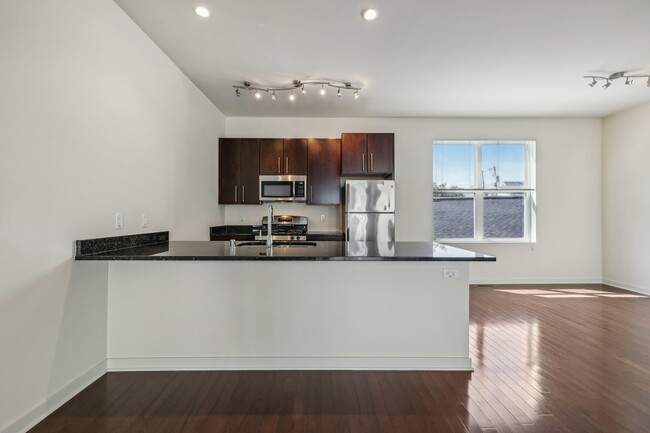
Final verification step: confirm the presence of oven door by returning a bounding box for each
[259,175,306,202]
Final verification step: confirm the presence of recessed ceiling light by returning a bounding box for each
[195,6,210,18]
[362,8,378,21]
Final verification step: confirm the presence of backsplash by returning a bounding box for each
[224,204,342,231]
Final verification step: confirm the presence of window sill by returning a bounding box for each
[435,238,536,244]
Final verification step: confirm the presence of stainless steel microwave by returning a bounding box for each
[259,175,307,202]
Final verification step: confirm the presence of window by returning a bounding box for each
[433,140,536,242]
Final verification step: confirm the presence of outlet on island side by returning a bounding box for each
[320,214,326,222]
[443,269,459,279]
[115,213,124,229]
[141,214,149,228]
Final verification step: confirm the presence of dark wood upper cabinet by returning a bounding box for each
[341,133,394,177]
[260,139,307,175]
[259,139,284,175]
[308,139,342,205]
[218,138,240,204]
[341,133,367,175]
[239,139,260,204]
[218,138,259,204]
[367,133,394,175]
[283,139,308,175]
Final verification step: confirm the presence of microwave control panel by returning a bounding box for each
[295,181,305,198]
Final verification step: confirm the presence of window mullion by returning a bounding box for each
[474,142,483,240]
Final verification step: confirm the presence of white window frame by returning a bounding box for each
[433,140,536,243]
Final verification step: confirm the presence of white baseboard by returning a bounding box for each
[470,277,603,285]
[602,278,650,296]
[2,359,107,433]
[108,356,473,372]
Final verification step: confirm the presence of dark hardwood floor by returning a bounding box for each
[29,284,650,433]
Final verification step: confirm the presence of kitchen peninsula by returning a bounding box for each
[76,232,494,371]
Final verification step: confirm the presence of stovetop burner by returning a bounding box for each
[258,215,308,240]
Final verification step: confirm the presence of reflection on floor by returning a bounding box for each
[496,287,648,298]
[28,284,650,433]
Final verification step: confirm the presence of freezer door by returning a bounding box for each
[346,213,395,242]
[345,180,395,213]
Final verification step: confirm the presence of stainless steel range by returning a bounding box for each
[255,215,308,241]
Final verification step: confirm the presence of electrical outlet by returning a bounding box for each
[320,214,326,222]
[240,215,245,222]
[115,213,124,229]
[443,269,459,279]
[141,214,149,228]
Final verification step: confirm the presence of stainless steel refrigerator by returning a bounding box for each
[344,180,395,241]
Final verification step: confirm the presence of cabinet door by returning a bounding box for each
[259,139,284,175]
[239,139,260,204]
[308,139,341,205]
[218,138,240,204]
[367,133,394,176]
[283,139,308,175]
[341,133,367,175]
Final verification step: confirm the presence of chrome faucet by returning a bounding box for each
[266,205,273,249]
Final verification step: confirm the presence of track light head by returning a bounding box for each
[625,77,634,85]
[235,89,241,97]
[602,81,612,89]
[589,79,597,87]
[647,77,650,87]
[301,85,306,95]
[255,90,261,99]
[271,91,276,101]
[320,85,326,96]
[337,89,342,97]
[289,91,295,101]
[354,90,359,99]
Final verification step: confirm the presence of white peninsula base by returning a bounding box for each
[107,260,471,371]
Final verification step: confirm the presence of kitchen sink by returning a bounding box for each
[236,241,318,248]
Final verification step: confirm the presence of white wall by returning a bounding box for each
[602,101,650,294]
[226,117,603,283]
[0,0,224,431]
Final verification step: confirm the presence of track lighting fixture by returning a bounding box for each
[233,79,361,101]
[584,70,650,90]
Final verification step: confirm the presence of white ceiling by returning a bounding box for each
[114,0,650,118]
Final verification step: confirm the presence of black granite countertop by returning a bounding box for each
[75,240,495,262]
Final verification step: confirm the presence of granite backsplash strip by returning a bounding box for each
[75,231,169,256]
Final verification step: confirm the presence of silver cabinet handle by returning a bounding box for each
[234,185,238,203]
[242,185,245,203]
[310,185,313,203]
[371,153,374,172]
[362,153,365,172]
[285,157,289,174]
[277,157,281,174]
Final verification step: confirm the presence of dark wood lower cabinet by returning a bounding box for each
[308,138,341,205]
